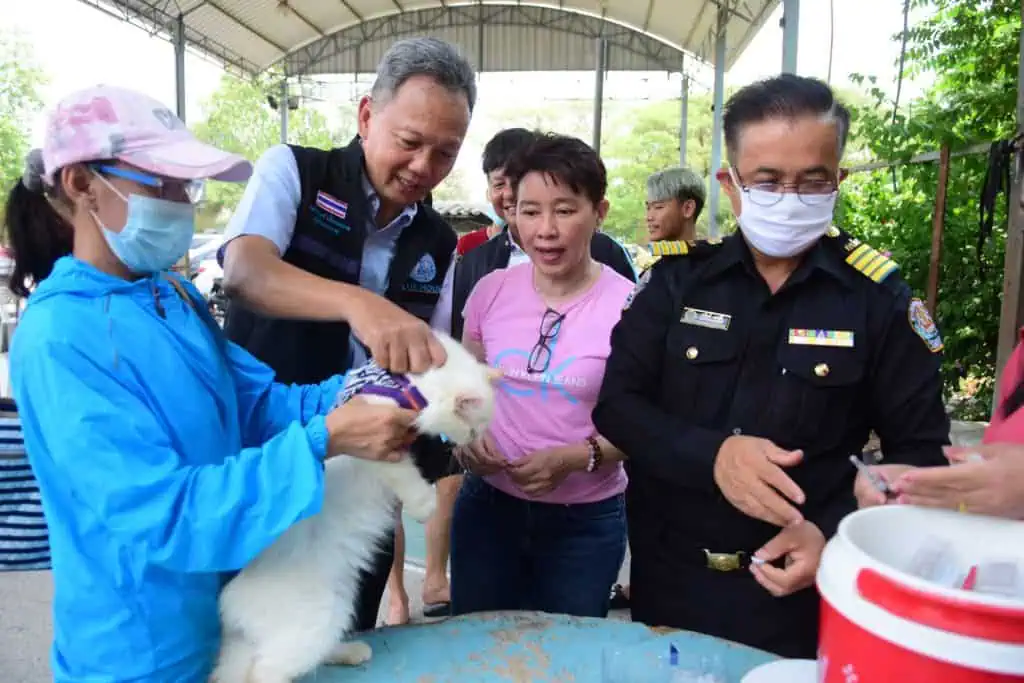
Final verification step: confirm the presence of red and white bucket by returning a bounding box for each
[816,505,1024,682]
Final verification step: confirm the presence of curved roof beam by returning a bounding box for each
[280,5,690,77]
[75,1,779,78]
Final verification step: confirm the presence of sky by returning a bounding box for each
[3,0,934,196]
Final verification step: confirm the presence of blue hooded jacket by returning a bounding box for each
[10,257,344,683]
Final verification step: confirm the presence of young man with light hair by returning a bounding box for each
[644,166,706,243]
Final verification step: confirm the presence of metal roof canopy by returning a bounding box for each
[80,1,779,77]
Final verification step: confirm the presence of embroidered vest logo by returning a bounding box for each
[411,254,438,284]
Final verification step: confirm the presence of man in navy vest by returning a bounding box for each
[219,37,475,632]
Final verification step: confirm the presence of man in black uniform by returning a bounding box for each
[592,74,949,658]
[220,37,475,631]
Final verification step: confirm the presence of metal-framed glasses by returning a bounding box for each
[734,173,837,208]
[527,308,565,375]
[91,164,205,204]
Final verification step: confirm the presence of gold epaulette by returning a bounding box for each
[827,226,899,283]
[648,240,689,257]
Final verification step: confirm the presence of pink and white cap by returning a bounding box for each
[40,84,252,186]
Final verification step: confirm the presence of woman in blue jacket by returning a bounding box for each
[5,85,418,683]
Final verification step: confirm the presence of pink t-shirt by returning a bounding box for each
[463,263,633,504]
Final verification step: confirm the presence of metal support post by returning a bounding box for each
[279,78,289,145]
[680,55,689,166]
[994,4,1024,408]
[593,37,607,155]
[174,14,186,122]
[708,8,727,237]
[782,0,800,74]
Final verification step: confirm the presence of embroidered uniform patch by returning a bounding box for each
[316,191,348,220]
[411,254,438,284]
[908,298,943,353]
[788,329,855,348]
[623,269,652,311]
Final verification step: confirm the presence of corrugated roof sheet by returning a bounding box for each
[78,1,779,77]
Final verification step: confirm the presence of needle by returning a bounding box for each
[849,454,895,497]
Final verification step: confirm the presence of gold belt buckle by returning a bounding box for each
[704,549,745,572]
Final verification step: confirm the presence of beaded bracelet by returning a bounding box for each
[585,435,603,473]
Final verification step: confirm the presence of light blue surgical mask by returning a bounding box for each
[483,203,507,229]
[92,173,196,274]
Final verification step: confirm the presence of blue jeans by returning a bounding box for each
[450,475,627,618]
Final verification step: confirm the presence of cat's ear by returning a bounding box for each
[455,395,484,418]
[486,367,504,384]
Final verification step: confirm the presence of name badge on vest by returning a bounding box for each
[788,329,855,348]
[681,307,731,331]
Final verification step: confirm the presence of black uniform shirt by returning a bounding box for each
[593,229,950,551]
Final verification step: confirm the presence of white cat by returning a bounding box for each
[212,332,498,683]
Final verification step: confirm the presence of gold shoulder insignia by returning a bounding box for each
[648,240,689,257]
[828,226,898,283]
[845,241,899,283]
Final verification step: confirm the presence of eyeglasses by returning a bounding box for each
[91,164,205,204]
[527,308,565,375]
[733,172,837,208]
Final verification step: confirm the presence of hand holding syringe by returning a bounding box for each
[850,454,898,500]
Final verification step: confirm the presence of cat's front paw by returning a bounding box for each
[326,640,373,667]
[405,490,437,523]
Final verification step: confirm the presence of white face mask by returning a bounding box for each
[730,168,837,258]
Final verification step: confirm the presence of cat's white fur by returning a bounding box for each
[212,333,497,683]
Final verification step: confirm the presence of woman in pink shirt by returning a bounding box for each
[449,134,633,617]
[856,332,1024,520]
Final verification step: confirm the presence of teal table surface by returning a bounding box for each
[301,611,779,682]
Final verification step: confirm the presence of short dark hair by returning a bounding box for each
[503,133,607,207]
[723,74,850,162]
[482,128,539,175]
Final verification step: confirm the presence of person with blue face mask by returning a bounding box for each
[593,74,950,659]
[3,85,420,683]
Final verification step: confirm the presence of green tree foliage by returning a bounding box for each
[0,29,46,194]
[431,166,474,204]
[192,74,346,226]
[601,96,715,244]
[838,0,1021,418]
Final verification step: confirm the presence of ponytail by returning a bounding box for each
[4,167,73,299]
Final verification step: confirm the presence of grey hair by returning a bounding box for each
[646,167,707,208]
[22,148,45,194]
[371,37,477,112]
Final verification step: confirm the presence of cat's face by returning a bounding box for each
[410,334,500,446]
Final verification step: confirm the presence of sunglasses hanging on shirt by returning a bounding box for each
[527,308,565,374]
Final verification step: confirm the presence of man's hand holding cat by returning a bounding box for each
[325,396,418,461]
[454,432,506,476]
[346,290,447,374]
[508,445,588,497]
